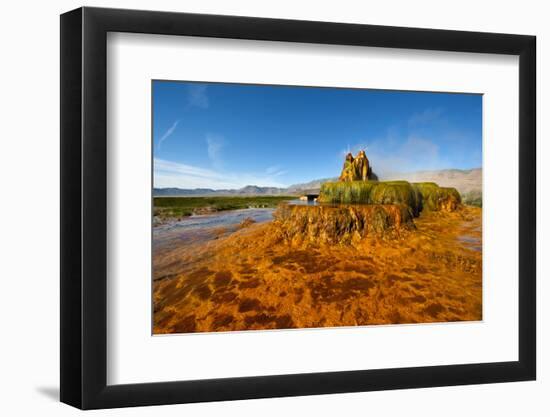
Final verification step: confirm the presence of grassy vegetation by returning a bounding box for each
[153,196,295,219]
[318,180,462,215]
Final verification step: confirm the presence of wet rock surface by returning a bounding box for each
[153,151,478,334]
[339,150,376,181]
[273,203,415,245]
[153,206,482,334]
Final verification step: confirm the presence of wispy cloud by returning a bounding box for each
[339,108,455,177]
[157,120,180,150]
[345,135,446,177]
[408,107,444,127]
[206,134,224,169]
[154,158,288,190]
[187,84,209,109]
[265,165,287,177]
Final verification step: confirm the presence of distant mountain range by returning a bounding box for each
[153,185,292,197]
[153,168,481,197]
[286,178,337,193]
[381,168,482,195]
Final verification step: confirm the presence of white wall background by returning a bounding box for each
[0,0,546,415]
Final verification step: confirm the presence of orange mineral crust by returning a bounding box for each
[153,206,482,334]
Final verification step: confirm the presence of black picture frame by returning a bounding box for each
[60,6,536,410]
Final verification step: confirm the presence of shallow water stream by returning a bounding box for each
[153,208,275,249]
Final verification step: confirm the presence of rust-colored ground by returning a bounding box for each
[153,206,482,334]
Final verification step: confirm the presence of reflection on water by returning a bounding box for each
[154,208,275,249]
[287,199,319,206]
[457,235,482,252]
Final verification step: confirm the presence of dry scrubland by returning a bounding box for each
[153,179,481,333]
[153,195,293,221]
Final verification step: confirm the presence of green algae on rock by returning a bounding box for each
[412,182,462,212]
[318,181,421,213]
[318,180,461,214]
[320,150,462,214]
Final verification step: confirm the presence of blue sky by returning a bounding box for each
[153,81,482,189]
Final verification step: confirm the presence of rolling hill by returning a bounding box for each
[153,168,482,201]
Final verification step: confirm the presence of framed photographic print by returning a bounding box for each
[60,7,536,409]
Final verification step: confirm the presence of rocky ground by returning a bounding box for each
[153,205,482,334]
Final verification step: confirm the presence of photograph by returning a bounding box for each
[152,81,483,334]
[1,0,541,413]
